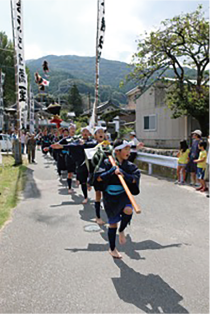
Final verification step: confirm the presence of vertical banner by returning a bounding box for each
[29,88,35,134]
[97,0,105,61]
[13,0,28,129]
[0,70,5,131]
[93,0,105,126]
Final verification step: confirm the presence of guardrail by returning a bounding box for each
[137,152,178,175]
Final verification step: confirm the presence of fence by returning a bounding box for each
[137,152,178,175]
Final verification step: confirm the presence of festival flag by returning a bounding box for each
[12,0,28,129]
[97,0,106,60]
[42,78,50,87]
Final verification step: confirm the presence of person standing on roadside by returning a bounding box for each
[128,132,144,163]
[27,134,36,164]
[20,130,26,154]
[187,130,202,186]
[205,135,210,198]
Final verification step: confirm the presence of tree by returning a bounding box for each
[126,6,209,135]
[0,31,15,106]
[68,83,83,117]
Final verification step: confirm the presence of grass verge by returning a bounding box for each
[0,155,27,229]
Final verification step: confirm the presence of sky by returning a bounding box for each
[0,0,209,63]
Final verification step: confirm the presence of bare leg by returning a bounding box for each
[119,206,133,245]
[95,191,105,225]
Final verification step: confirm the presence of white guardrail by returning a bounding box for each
[137,152,178,175]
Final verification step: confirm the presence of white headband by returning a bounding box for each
[81,127,90,132]
[114,140,131,151]
[94,126,105,134]
[69,124,76,130]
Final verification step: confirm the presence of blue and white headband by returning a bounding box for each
[114,140,131,151]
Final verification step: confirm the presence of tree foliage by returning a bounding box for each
[68,84,83,117]
[127,5,209,135]
[0,31,15,106]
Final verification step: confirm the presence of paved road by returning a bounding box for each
[0,150,209,313]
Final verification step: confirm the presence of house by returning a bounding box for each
[127,81,200,148]
[81,99,120,117]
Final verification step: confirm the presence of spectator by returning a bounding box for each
[187,130,202,186]
[128,132,144,163]
[27,134,36,164]
[175,140,190,184]
[206,135,210,198]
[20,130,26,154]
[194,141,207,192]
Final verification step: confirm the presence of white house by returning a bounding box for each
[127,81,200,148]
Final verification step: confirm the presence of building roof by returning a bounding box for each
[82,99,119,116]
[126,86,141,96]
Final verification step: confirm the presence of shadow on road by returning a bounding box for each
[23,168,41,199]
[65,228,182,261]
[112,259,189,313]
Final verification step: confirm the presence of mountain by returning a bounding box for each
[26,55,137,105]
[26,55,197,106]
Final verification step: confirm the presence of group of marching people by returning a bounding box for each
[37,124,143,259]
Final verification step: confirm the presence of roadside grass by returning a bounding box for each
[0,155,27,229]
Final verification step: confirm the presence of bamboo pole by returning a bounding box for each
[108,155,141,214]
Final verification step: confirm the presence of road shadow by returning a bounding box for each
[23,168,41,199]
[65,228,182,261]
[111,259,189,313]
[31,212,73,227]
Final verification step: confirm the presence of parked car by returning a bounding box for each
[0,134,13,151]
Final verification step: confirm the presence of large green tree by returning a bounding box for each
[0,31,15,106]
[68,83,83,116]
[127,6,209,135]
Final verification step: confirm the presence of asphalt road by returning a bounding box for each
[0,150,209,313]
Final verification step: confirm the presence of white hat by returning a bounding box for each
[191,130,202,137]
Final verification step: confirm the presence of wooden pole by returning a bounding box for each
[108,155,141,214]
[95,0,100,124]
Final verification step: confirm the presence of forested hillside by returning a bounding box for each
[27,55,136,105]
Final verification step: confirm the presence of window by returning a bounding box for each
[144,115,156,131]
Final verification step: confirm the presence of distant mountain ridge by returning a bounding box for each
[26,55,197,105]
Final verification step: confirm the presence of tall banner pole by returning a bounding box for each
[0,69,5,131]
[94,0,100,124]
[11,0,28,164]
[10,0,20,134]
[93,0,105,127]
[12,0,28,131]
[29,86,35,134]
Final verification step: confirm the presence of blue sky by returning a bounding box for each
[0,0,209,63]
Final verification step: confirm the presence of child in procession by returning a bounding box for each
[95,139,141,259]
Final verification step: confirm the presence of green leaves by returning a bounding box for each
[126,5,209,135]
